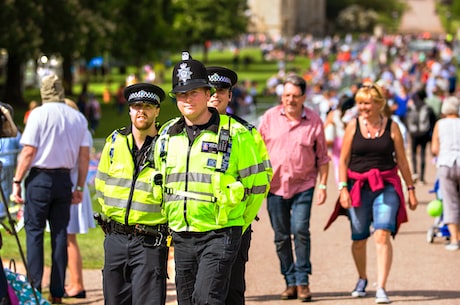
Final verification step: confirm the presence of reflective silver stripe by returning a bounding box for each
[165,188,216,202]
[104,196,162,213]
[104,177,152,192]
[239,163,266,178]
[245,185,267,195]
[95,189,104,198]
[135,180,153,192]
[165,172,186,183]
[106,177,132,188]
[166,172,212,184]
[96,171,109,181]
[263,159,272,169]
[164,193,215,203]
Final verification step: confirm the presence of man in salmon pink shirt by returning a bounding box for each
[258,74,330,302]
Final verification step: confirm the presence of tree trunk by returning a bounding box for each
[62,55,73,96]
[203,41,210,63]
[3,52,25,108]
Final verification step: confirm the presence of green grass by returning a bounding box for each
[2,46,303,269]
[1,188,105,269]
[15,47,307,138]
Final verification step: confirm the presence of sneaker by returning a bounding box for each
[445,243,459,251]
[351,278,367,297]
[375,288,390,304]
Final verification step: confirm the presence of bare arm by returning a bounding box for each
[338,119,355,208]
[391,121,418,210]
[431,122,440,157]
[72,146,90,204]
[315,162,329,205]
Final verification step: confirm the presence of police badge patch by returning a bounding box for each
[177,63,193,83]
[202,141,218,154]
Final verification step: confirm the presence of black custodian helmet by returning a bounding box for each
[171,51,212,93]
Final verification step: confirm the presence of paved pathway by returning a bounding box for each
[61,148,460,305]
[398,0,445,35]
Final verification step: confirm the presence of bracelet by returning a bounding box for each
[318,184,327,190]
[407,185,415,191]
[13,178,21,184]
[76,186,84,192]
[338,181,348,190]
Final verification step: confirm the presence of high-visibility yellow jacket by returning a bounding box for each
[155,110,269,232]
[229,114,273,183]
[95,127,166,226]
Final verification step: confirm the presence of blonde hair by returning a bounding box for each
[355,83,386,113]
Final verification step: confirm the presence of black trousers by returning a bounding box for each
[103,232,168,305]
[25,170,72,296]
[226,226,252,305]
[410,133,431,182]
[173,226,242,305]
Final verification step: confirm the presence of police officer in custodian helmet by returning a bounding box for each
[155,51,270,305]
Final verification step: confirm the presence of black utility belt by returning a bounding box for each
[109,221,167,237]
[175,226,234,238]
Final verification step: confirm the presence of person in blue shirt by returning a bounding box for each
[0,126,22,219]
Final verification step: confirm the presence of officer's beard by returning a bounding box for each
[133,119,154,131]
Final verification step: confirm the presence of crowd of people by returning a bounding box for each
[2,30,460,305]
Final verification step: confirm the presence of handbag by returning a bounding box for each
[4,260,50,305]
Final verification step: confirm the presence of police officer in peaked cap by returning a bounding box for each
[207,66,238,89]
[96,81,168,305]
[123,82,165,105]
[206,66,238,114]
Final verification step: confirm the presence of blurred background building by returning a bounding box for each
[247,0,326,38]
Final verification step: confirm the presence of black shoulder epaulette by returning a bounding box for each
[228,113,255,132]
[117,126,130,136]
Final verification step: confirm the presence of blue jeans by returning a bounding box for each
[347,184,399,240]
[267,189,314,286]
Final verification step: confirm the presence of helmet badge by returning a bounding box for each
[177,63,193,83]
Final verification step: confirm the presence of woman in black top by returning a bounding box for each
[338,83,418,304]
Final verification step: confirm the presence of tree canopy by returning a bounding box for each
[0,0,249,106]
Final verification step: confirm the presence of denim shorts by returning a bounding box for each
[347,183,400,240]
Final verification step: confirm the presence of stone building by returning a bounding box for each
[247,0,326,38]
